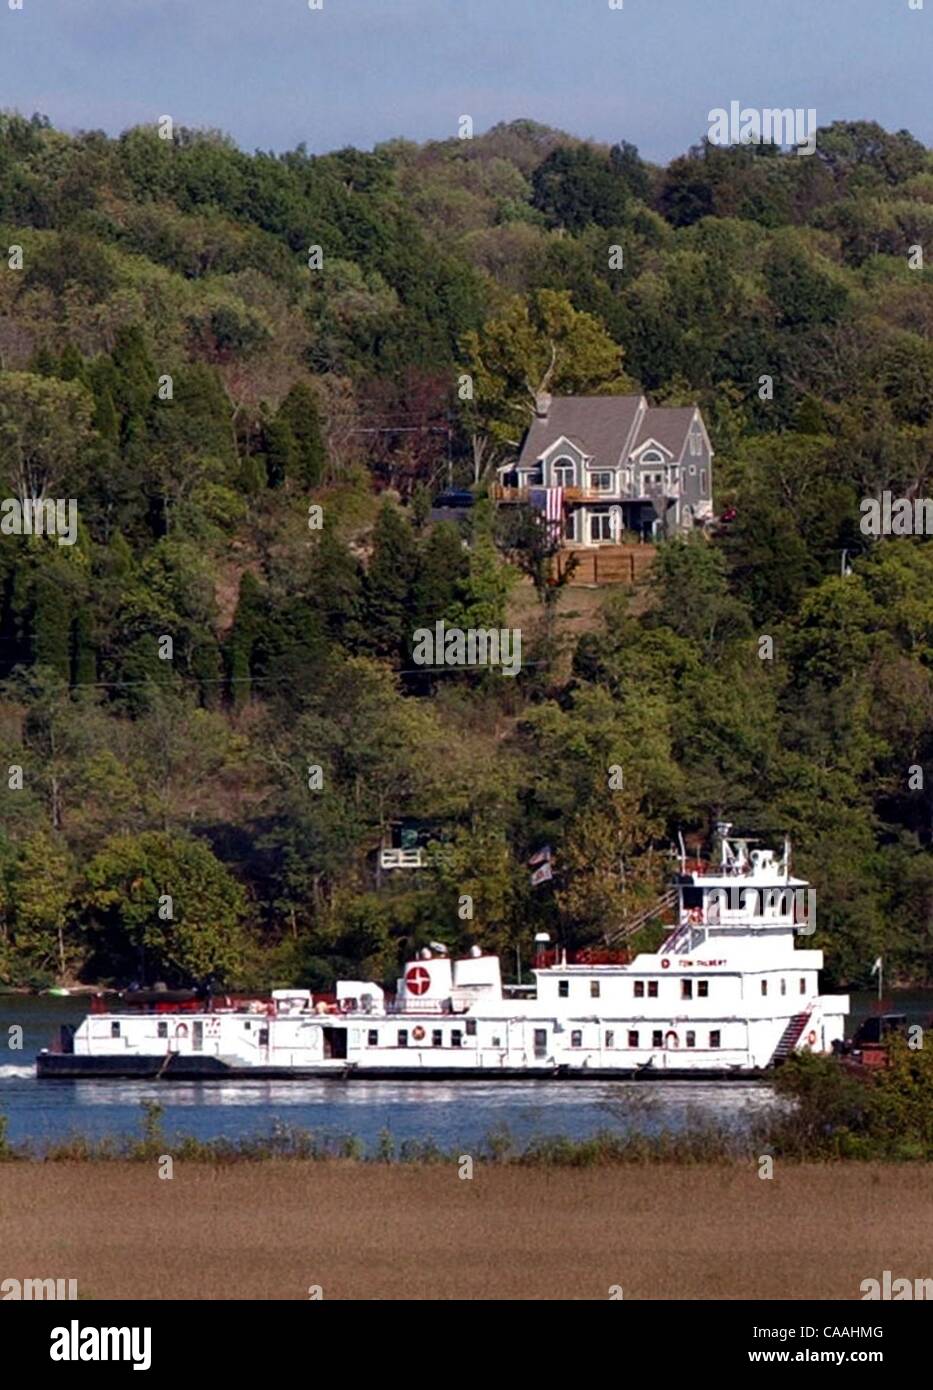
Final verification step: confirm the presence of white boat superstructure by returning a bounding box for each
[38,829,849,1080]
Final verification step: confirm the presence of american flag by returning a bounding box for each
[529,486,564,542]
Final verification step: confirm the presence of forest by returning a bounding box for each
[0,111,932,991]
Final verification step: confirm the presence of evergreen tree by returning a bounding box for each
[363,502,419,661]
[278,382,327,486]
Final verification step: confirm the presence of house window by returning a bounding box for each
[564,511,575,542]
[700,469,708,493]
[628,1030,639,1048]
[648,981,658,998]
[686,1031,696,1048]
[799,977,806,994]
[681,980,693,1000]
[697,980,709,998]
[605,1030,614,1048]
[710,1030,721,1048]
[552,457,576,487]
[157,1021,168,1038]
[398,1029,408,1047]
[432,1029,443,1048]
[634,981,645,997]
[642,471,664,488]
[570,1030,582,1048]
[465,1019,477,1036]
[761,980,768,996]
[652,1030,663,1048]
[590,471,613,492]
[589,510,613,542]
[590,980,600,998]
[451,1030,463,1048]
[111,1022,121,1038]
[689,464,697,476]
[368,1029,379,1046]
[558,979,569,998]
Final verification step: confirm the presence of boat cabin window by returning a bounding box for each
[761,980,768,996]
[652,1030,663,1048]
[451,1030,462,1048]
[367,1029,378,1046]
[258,1028,268,1046]
[681,980,693,999]
[628,1030,639,1047]
[799,977,806,994]
[697,980,708,997]
[533,1028,547,1059]
[570,1030,582,1048]
[634,981,644,997]
[590,980,600,998]
[110,1022,120,1038]
[780,978,787,995]
[605,1030,614,1048]
[648,981,658,998]
[492,1035,501,1047]
[686,1031,696,1048]
[157,1022,168,1038]
[432,1029,443,1047]
[710,1030,721,1048]
[398,1029,408,1047]
[558,980,569,998]
[465,1019,477,1036]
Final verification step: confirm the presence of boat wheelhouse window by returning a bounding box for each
[799,977,806,994]
[451,1030,463,1048]
[634,980,645,997]
[605,1030,614,1048]
[492,1035,501,1047]
[710,1030,721,1048]
[367,1029,378,1046]
[628,1030,639,1047]
[398,1029,408,1047]
[697,980,709,998]
[258,1028,269,1046]
[570,1030,582,1048]
[157,1021,168,1038]
[780,978,787,995]
[110,1022,120,1038]
[761,980,768,996]
[681,980,693,1000]
[558,979,569,998]
[432,1029,443,1047]
[652,1030,663,1048]
[590,979,600,998]
[648,981,658,998]
[686,1031,696,1048]
[465,1018,477,1036]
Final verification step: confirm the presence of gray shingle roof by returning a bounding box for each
[631,407,697,461]
[516,395,645,471]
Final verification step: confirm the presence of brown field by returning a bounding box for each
[2,1161,931,1300]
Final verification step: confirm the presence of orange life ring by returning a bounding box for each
[175,1022,188,1038]
[806,1029,817,1047]
[412,1025,426,1042]
[661,959,670,969]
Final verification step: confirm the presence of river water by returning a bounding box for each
[1,991,928,1154]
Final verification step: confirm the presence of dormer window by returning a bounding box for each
[552,457,576,487]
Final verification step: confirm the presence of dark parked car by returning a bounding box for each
[433,489,475,509]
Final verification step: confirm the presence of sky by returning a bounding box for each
[0,0,930,162]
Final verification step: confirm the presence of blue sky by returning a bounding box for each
[0,0,930,162]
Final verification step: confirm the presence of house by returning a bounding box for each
[493,393,714,545]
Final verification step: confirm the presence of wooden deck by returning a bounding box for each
[551,545,656,586]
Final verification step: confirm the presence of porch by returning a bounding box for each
[551,544,657,587]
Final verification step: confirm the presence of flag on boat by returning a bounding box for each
[528,845,552,866]
[530,861,553,886]
[528,486,564,541]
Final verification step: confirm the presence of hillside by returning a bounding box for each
[0,112,932,990]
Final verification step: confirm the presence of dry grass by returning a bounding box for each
[2,1161,931,1300]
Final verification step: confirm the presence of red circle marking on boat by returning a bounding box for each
[406,966,431,995]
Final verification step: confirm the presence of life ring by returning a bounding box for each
[661,959,670,969]
[665,1029,679,1049]
[175,1022,188,1039]
[806,1029,817,1047]
[412,1025,426,1042]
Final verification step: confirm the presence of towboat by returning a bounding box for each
[37,827,849,1081]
